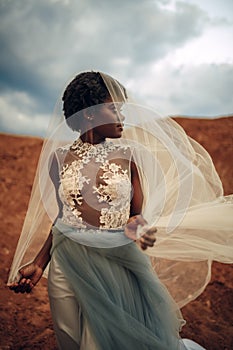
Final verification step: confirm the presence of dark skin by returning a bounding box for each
[8,100,156,294]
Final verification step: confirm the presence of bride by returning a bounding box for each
[8,71,232,349]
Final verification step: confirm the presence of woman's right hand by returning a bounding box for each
[8,262,44,294]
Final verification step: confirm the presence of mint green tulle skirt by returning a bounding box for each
[50,226,186,350]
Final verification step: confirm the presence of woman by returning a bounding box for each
[8,71,232,349]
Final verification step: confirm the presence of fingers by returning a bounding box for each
[145,227,157,236]
[8,278,34,294]
[140,235,156,247]
[126,215,157,249]
[139,227,157,250]
[139,241,148,250]
[8,263,41,294]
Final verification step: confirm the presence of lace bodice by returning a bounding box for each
[56,139,132,229]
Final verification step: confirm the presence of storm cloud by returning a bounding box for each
[0,0,232,135]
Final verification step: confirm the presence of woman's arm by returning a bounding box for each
[125,161,156,250]
[130,160,144,217]
[9,153,60,293]
[8,231,53,293]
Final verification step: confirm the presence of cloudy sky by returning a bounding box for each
[0,0,233,136]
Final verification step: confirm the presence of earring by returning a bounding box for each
[87,116,93,121]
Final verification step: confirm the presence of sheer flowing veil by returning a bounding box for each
[8,71,233,307]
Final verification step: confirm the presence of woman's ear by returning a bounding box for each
[83,110,94,121]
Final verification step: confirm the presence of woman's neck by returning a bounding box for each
[80,130,105,145]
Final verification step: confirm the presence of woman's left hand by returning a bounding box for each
[139,226,157,250]
[125,214,157,250]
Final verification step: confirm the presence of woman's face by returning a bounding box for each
[90,101,125,141]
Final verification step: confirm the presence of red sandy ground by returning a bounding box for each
[0,117,232,349]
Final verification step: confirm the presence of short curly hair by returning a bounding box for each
[62,71,127,131]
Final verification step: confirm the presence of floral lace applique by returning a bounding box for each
[58,139,131,229]
[93,160,131,228]
[59,160,90,227]
[70,138,119,164]
[99,206,131,229]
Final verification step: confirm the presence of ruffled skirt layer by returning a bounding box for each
[48,226,202,350]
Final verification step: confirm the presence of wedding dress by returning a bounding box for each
[47,137,207,349]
